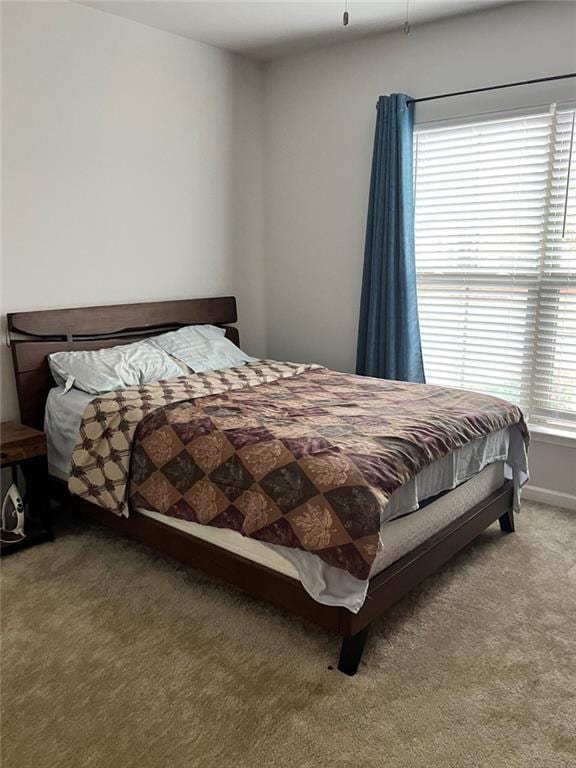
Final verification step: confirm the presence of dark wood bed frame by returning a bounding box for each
[7,296,515,676]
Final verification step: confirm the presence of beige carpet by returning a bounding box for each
[1,501,575,768]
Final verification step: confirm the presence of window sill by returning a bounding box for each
[528,424,576,449]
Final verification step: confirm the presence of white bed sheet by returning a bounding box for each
[45,385,528,612]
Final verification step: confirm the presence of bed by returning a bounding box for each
[8,297,528,675]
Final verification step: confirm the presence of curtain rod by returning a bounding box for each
[407,73,576,105]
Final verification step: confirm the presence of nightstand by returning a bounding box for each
[1,421,53,555]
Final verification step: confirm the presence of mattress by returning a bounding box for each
[45,384,528,612]
[138,460,506,602]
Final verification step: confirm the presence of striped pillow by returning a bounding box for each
[151,325,256,373]
[49,339,185,394]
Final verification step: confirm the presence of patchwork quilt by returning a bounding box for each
[69,361,528,580]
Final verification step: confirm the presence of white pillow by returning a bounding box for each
[48,339,185,394]
[151,325,256,372]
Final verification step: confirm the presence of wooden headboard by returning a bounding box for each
[7,296,239,430]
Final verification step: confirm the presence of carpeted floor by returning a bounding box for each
[1,501,575,768]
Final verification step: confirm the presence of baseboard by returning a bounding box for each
[523,485,576,511]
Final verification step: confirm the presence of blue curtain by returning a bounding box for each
[356,94,425,383]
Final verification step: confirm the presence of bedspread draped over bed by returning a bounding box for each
[69,361,528,580]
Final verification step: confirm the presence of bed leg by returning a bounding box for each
[499,507,515,533]
[337,627,370,677]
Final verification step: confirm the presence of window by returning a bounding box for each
[414,105,576,433]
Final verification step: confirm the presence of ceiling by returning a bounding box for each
[80,1,519,60]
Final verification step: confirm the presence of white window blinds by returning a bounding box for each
[414,105,576,433]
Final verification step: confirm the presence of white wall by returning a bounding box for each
[263,1,576,507]
[526,433,576,509]
[0,0,266,420]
